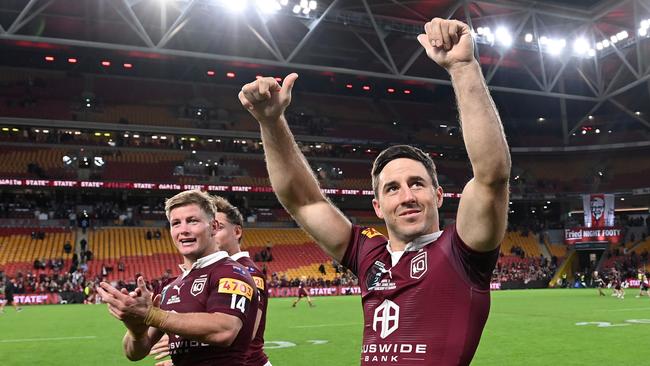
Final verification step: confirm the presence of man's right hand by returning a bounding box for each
[150,333,171,365]
[238,73,298,124]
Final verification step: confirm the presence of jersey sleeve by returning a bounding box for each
[251,274,267,311]
[341,225,387,276]
[448,224,500,290]
[206,266,257,321]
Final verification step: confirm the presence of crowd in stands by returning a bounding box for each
[493,255,558,284]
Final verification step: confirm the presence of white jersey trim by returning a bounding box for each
[386,231,443,267]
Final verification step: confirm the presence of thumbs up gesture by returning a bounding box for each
[239,73,298,124]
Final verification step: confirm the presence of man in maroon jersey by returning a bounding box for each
[239,16,510,366]
[97,190,259,366]
[291,277,315,308]
[149,195,271,366]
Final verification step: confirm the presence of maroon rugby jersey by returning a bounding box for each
[232,251,270,366]
[157,251,259,366]
[341,225,499,366]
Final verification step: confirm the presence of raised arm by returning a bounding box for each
[238,74,352,262]
[417,18,511,252]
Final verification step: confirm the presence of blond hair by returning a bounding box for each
[164,189,216,220]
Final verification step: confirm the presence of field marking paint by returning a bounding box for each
[575,319,650,327]
[289,322,358,328]
[0,336,97,343]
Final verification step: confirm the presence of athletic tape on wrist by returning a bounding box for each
[144,307,168,328]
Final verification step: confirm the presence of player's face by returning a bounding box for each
[214,212,242,255]
[372,158,443,245]
[169,204,218,262]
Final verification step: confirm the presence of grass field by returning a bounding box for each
[1,289,649,365]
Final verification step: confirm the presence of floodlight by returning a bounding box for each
[572,38,589,55]
[524,33,533,42]
[495,27,512,47]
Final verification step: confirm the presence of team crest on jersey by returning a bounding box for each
[191,276,207,296]
[366,261,390,290]
[410,251,427,279]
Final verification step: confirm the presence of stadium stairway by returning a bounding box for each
[548,249,577,287]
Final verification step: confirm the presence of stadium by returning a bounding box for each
[0,0,649,365]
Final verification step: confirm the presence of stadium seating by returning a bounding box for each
[0,228,74,275]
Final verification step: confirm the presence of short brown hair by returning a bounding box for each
[371,145,439,197]
[210,195,244,227]
[210,195,244,243]
[164,189,216,220]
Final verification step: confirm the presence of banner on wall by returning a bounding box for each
[583,194,615,228]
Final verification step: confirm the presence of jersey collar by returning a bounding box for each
[229,251,250,261]
[178,250,229,279]
[386,230,443,266]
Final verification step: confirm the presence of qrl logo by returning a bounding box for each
[410,252,427,279]
[373,299,399,339]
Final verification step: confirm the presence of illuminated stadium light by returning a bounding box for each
[133,134,140,138]
[581,130,587,135]
[439,124,447,128]
[292,4,300,13]
[123,133,129,137]
[11,128,18,132]
[587,49,596,57]
[94,132,101,136]
[387,88,395,93]
[43,129,49,134]
[537,117,545,122]
[596,42,603,50]
[67,58,78,64]
[94,157,105,167]
[208,138,214,142]
[103,133,110,137]
[362,85,370,91]
[403,89,411,94]
[280,0,288,5]
[640,28,648,37]
[206,70,215,76]
[602,39,610,48]
[588,115,594,120]
[595,128,600,134]
[524,33,533,43]
[538,36,549,45]
[635,111,641,116]
[160,136,168,140]
[152,135,159,139]
[101,61,111,67]
[44,56,55,62]
[572,38,590,55]
[609,35,619,44]
[598,171,603,176]
[345,84,353,89]
[547,38,566,56]
[221,0,248,13]
[302,6,310,15]
[226,72,236,78]
[620,197,625,201]
[123,63,133,69]
[495,27,513,47]
[255,0,282,14]
[617,31,628,40]
[62,156,73,165]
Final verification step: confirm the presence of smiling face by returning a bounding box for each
[372,158,443,248]
[169,203,219,263]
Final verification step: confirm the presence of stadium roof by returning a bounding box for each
[0,0,649,143]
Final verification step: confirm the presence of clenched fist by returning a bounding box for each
[417,18,475,72]
[238,73,298,124]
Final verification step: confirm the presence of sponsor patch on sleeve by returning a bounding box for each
[252,276,265,290]
[361,227,383,239]
[218,278,253,300]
